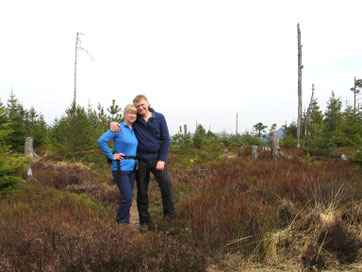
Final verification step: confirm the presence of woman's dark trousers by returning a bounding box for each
[112,170,135,224]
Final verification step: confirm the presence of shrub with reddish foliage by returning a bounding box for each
[31,160,120,208]
[0,187,206,272]
[165,155,361,267]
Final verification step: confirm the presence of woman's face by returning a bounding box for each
[124,110,137,124]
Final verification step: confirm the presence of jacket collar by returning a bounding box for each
[137,107,156,119]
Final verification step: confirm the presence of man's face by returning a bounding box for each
[134,99,149,116]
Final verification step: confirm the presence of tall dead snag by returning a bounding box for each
[305,84,315,136]
[351,77,362,114]
[73,32,94,110]
[297,23,303,148]
[73,32,80,108]
[184,124,188,136]
[24,137,39,177]
[236,113,239,134]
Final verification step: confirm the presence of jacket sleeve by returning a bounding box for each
[97,130,116,160]
[158,113,170,162]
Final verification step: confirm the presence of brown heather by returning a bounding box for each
[1,150,362,271]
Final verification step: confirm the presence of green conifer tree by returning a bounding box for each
[5,91,27,152]
[0,107,28,193]
[107,99,122,122]
[53,105,92,157]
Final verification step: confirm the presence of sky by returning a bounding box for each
[1,0,362,135]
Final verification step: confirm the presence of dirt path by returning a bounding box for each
[129,196,140,231]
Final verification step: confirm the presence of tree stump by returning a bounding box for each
[24,137,40,159]
[24,137,39,177]
[251,145,258,159]
[270,131,280,159]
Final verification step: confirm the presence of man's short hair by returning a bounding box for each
[133,95,148,104]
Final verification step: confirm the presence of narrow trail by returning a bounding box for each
[129,190,140,231]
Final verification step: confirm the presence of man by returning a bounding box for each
[110,95,175,228]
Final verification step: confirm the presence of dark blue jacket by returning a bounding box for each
[133,108,170,162]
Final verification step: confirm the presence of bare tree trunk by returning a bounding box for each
[270,131,280,159]
[251,145,258,159]
[297,23,303,148]
[74,32,79,109]
[305,84,314,136]
[24,137,39,178]
[73,32,94,112]
[184,124,188,136]
[24,137,39,159]
[353,77,357,114]
[236,113,238,134]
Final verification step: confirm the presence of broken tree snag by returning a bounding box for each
[297,23,303,148]
[24,137,39,178]
[251,145,258,159]
[270,131,280,159]
[24,137,39,159]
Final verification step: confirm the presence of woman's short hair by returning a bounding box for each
[133,95,148,104]
[124,104,137,114]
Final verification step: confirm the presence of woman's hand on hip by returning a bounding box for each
[113,153,125,160]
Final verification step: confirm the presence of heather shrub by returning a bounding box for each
[164,155,361,269]
[31,160,120,208]
[235,145,252,157]
[0,185,206,272]
[173,189,262,255]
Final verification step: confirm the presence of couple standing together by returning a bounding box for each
[98,95,175,228]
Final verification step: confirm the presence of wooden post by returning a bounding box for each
[297,23,303,148]
[184,124,188,136]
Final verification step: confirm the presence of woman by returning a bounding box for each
[98,104,138,224]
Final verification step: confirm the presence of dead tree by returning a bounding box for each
[235,113,238,134]
[251,145,258,159]
[351,77,362,114]
[305,84,315,136]
[73,32,94,109]
[184,124,188,136]
[297,23,303,148]
[24,137,39,177]
[270,131,280,159]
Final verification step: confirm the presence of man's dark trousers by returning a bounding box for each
[136,158,175,225]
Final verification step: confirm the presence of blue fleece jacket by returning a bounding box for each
[133,108,170,162]
[98,122,138,171]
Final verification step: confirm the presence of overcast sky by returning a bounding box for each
[1,0,362,135]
